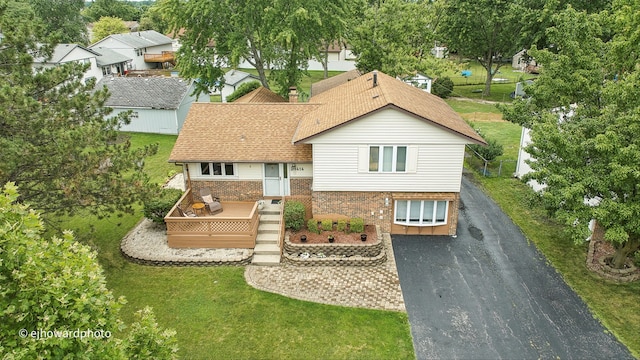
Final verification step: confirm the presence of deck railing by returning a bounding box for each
[164,189,259,248]
[144,51,175,63]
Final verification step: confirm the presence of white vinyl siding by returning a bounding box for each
[395,200,448,226]
[313,143,465,192]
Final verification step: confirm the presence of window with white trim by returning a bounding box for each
[394,200,448,226]
[200,162,235,177]
[369,145,407,172]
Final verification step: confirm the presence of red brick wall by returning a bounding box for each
[312,191,460,235]
[290,178,312,196]
[191,180,262,202]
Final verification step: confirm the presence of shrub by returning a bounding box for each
[432,76,454,98]
[226,81,261,102]
[468,136,504,161]
[336,219,347,232]
[284,200,305,231]
[143,187,183,224]
[321,218,333,231]
[350,217,365,233]
[307,218,320,234]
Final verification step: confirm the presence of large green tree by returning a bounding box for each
[501,3,640,269]
[138,0,171,34]
[28,0,88,44]
[161,0,353,97]
[83,0,140,22]
[349,0,450,78]
[438,0,524,96]
[92,16,129,43]
[0,0,157,218]
[0,183,178,358]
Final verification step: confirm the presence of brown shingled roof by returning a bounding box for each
[294,71,486,145]
[234,86,286,103]
[169,103,320,163]
[310,69,361,97]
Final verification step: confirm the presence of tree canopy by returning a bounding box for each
[438,0,524,96]
[27,0,88,44]
[83,0,140,22]
[348,0,450,78]
[501,2,640,269]
[92,16,129,43]
[0,183,178,358]
[0,0,157,219]
[161,0,353,97]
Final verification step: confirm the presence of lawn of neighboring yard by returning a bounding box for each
[234,68,345,100]
[56,132,414,359]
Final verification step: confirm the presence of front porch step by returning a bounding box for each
[258,223,280,234]
[260,214,281,224]
[254,243,281,255]
[251,254,281,266]
[256,232,279,244]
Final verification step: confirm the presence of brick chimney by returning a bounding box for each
[288,87,298,103]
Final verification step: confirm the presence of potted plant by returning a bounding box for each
[361,233,367,241]
[257,200,265,210]
[300,235,307,242]
[328,235,335,243]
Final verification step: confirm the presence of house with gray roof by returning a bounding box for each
[220,69,260,102]
[91,47,132,77]
[97,77,209,134]
[90,30,174,71]
[32,43,103,83]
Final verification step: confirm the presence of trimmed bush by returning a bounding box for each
[307,218,320,234]
[468,133,504,161]
[336,219,347,233]
[350,217,365,233]
[321,218,333,231]
[284,200,305,231]
[432,76,454,98]
[226,81,261,102]
[143,187,183,224]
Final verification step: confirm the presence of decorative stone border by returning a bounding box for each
[120,219,253,267]
[587,238,640,282]
[282,226,387,266]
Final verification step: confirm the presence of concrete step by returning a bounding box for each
[259,209,280,216]
[254,243,281,255]
[258,223,280,234]
[260,214,281,224]
[255,233,279,244]
[251,254,281,266]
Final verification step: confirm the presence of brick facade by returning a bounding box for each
[312,191,459,235]
[191,180,262,201]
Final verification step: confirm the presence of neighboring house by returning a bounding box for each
[169,71,486,235]
[220,70,261,102]
[310,69,361,97]
[89,30,174,71]
[400,73,432,93]
[512,49,539,72]
[91,46,132,77]
[97,77,208,134]
[234,86,286,103]
[511,79,534,98]
[32,43,103,83]
[431,45,448,59]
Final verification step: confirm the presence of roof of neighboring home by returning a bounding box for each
[91,46,132,66]
[224,69,260,86]
[34,43,99,64]
[234,86,286,103]
[294,71,486,145]
[92,30,172,49]
[96,77,192,109]
[310,69,361,97]
[169,103,321,163]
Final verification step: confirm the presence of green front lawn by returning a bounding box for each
[55,132,415,359]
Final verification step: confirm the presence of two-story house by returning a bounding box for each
[32,44,103,84]
[168,71,485,235]
[89,30,174,71]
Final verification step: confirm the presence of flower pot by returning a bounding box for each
[328,236,335,243]
[300,235,307,242]
[361,234,367,241]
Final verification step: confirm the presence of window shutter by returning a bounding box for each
[358,146,369,173]
[406,146,418,173]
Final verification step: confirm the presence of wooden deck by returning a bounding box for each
[144,51,175,64]
[165,189,259,248]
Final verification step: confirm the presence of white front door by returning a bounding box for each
[264,163,290,196]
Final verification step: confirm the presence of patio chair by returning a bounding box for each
[199,188,223,214]
[176,205,197,217]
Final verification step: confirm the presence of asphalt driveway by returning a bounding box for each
[392,176,633,360]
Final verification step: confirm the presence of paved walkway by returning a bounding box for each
[245,233,405,312]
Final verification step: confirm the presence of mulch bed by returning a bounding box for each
[288,225,377,244]
[588,239,640,282]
